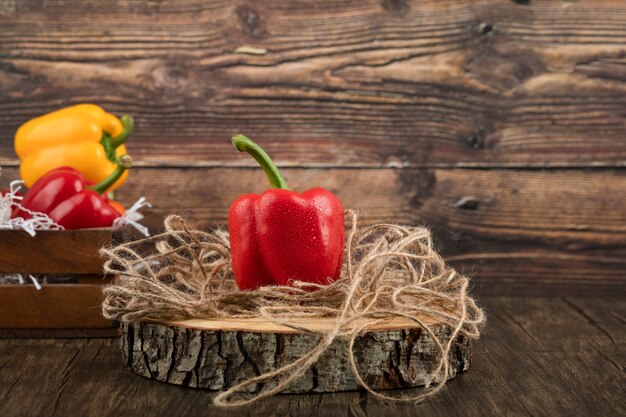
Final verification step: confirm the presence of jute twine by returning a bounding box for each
[102,210,485,407]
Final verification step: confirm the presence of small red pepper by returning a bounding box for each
[12,155,132,229]
[228,135,345,290]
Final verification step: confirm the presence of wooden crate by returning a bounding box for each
[0,228,132,337]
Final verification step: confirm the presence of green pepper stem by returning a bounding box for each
[88,155,133,194]
[232,135,289,189]
[110,115,134,148]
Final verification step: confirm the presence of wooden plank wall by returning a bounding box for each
[1,0,625,296]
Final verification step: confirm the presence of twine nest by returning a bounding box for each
[102,210,485,407]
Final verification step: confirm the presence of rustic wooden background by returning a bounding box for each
[1,0,625,296]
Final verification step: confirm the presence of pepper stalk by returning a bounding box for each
[231,134,289,190]
[101,115,134,163]
[88,155,133,194]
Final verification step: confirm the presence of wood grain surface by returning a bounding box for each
[1,0,625,296]
[0,227,131,333]
[160,316,439,332]
[1,0,626,167]
[0,297,623,417]
[3,165,624,295]
[0,284,112,329]
[0,228,115,274]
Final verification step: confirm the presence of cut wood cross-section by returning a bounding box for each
[121,317,470,393]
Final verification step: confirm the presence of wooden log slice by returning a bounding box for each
[120,317,471,394]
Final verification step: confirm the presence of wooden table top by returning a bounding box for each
[1,297,623,417]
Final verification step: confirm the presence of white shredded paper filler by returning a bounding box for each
[114,196,152,237]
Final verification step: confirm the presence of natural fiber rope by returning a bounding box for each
[102,210,485,407]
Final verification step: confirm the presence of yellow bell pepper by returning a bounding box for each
[14,104,134,192]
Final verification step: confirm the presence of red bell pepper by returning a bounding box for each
[12,155,132,229]
[228,135,345,290]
